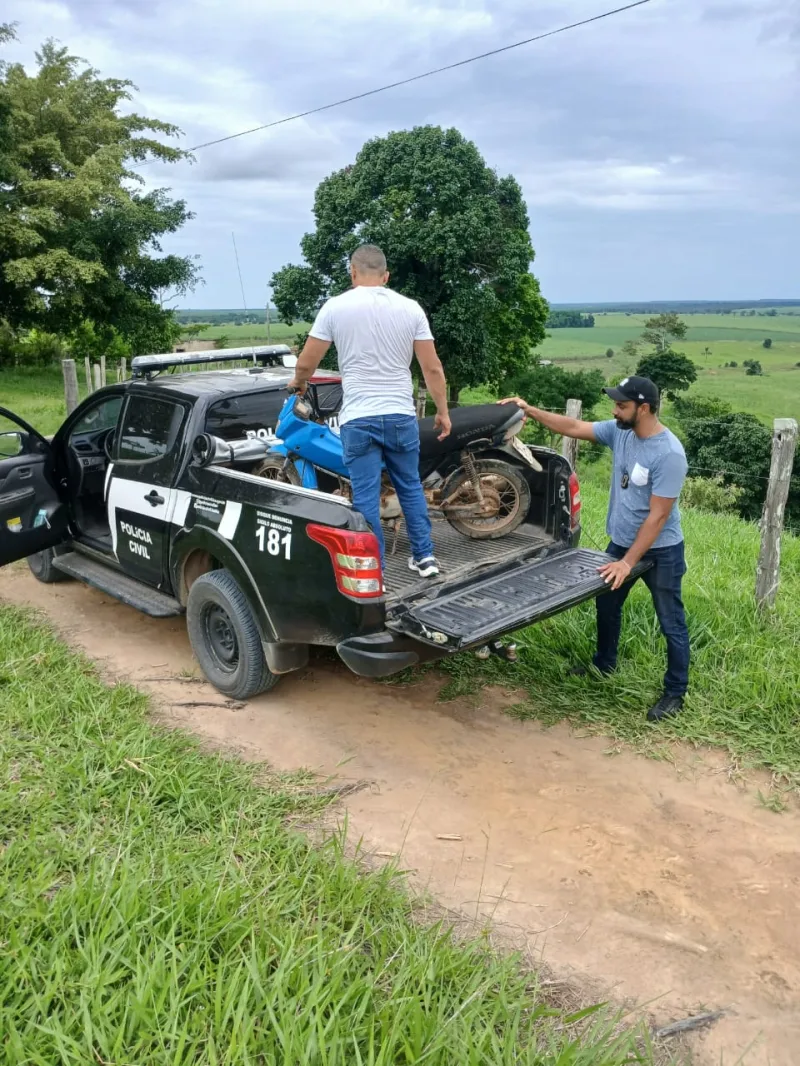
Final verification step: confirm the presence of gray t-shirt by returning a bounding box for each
[593,421,688,549]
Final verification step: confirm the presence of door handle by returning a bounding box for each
[144,489,165,506]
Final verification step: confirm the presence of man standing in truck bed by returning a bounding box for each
[501,377,690,722]
[288,244,452,578]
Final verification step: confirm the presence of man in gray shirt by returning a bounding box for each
[501,376,690,721]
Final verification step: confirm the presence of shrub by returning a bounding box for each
[17,329,66,367]
[681,476,743,514]
[763,338,772,349]
[0,320,17,370]
[745,360,763,376]
[729,360,738,368]
[605,348,614,358]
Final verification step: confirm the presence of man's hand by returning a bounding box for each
[286,377,308,395]
[434,411,452,440]
[598,559,632,591]
[499,396,532,417]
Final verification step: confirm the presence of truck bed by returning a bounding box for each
[383,517,552,600]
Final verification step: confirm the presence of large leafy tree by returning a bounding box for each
[635,350,697,399]
[0,25,199,353]
[271,126,548,398]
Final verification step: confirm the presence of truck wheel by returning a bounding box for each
[27,548,69,584]
[443,459,531,540]
[186,569,279,700]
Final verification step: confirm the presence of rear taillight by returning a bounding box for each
[568,472,582,531]
[306,524,383,599]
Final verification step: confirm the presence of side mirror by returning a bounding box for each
[0,431,24,458]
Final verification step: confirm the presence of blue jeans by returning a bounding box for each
[339,415,433,567]
[595,540,690,697]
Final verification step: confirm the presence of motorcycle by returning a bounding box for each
[253,387,543,540]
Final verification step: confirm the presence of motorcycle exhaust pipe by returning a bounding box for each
[191,433,272,468]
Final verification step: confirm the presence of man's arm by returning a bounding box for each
[414,339,451,439]
[498,397,598,442]
[287,336,330,393]
[598,495,675,590]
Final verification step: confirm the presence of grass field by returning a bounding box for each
[0,605,654,1064]
[538,313,800,425]
[434,458,800,803]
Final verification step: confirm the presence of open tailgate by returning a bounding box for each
[388,548,648,650]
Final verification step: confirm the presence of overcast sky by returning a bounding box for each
[4,0,798,307]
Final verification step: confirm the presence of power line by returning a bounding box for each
[132,0,654,169]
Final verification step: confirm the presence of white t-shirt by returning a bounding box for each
[309,285,434,425]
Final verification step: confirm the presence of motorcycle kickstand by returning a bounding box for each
[474,639,518,664]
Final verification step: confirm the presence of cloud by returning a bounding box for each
[3,0,798,302]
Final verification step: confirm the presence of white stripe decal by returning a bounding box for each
[217,501,242,540]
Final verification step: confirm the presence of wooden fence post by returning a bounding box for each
[100,355,106,388]
[119,357,127,382]
[61,359,79,415]
[92,363,102,392]
[755,417,798,611]
[561,398,582,470]
[415,381,427,419]
[84,357,93,395]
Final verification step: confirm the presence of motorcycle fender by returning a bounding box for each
[495,439,544,473]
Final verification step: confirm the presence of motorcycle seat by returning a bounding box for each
[417,404,523,460]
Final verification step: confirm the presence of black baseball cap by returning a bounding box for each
[604,376,659,407]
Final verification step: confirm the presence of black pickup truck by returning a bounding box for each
[0,346,633,699]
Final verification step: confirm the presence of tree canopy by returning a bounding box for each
[636,350,698,399]
[0,25,198,354]
[271,126,548,396]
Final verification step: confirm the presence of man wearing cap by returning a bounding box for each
[500,376,690,721]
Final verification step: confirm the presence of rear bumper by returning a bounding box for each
[337,629,446,679]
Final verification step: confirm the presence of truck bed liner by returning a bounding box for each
[383,518,551,600]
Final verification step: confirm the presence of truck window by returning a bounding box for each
[116,395,186,474]
[205,390,291,442]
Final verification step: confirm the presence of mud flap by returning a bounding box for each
[389,548,648,650]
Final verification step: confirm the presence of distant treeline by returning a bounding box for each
[546,311,595,328]
[176,310,280,325]
[550,300,800,315]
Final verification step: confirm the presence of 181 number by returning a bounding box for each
[255,526,292,559]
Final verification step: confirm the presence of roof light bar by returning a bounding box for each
[131,344,296,379]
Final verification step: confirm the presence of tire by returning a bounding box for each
[443,459,532,540]
[251,454,302,486]
[27,547,70,584]
[186,569,279,700]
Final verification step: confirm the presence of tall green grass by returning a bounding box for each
[0,606,656,1064]
[442,462,800,796]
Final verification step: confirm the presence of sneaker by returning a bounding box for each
[409,555,440,578]
[569,663,614,678]
[646,695,684,722]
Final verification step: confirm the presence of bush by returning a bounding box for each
[763,338,772,349]
[729,360,738,368]
[605,348,614,358]
[681,476,743,514]
[745,360,763,376]
[0,320,17,370]
[17,329,66,367]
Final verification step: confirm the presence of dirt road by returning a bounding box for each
[3,564,799,1064]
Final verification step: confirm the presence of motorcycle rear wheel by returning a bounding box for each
[443,459,531,539]
[251,455,302,486]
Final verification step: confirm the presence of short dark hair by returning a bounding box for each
[350,244,387,275]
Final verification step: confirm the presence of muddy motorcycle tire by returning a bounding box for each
[251,454,302,486]
[442,459,531,540]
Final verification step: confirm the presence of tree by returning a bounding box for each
[0,26,199,353]
[271,126,548,399]
[214,335,230,350]
[640,312,688,354]
[683,412,800,530]
[503,362,605,445]
[745,360,763,376]
[763,338,773,349]
[605,348,614,358]
[635,350,697,399]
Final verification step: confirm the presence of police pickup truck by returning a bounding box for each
[0,346,634,700]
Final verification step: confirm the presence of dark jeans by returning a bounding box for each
[595,540,690,697]
[339,414,433,567]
